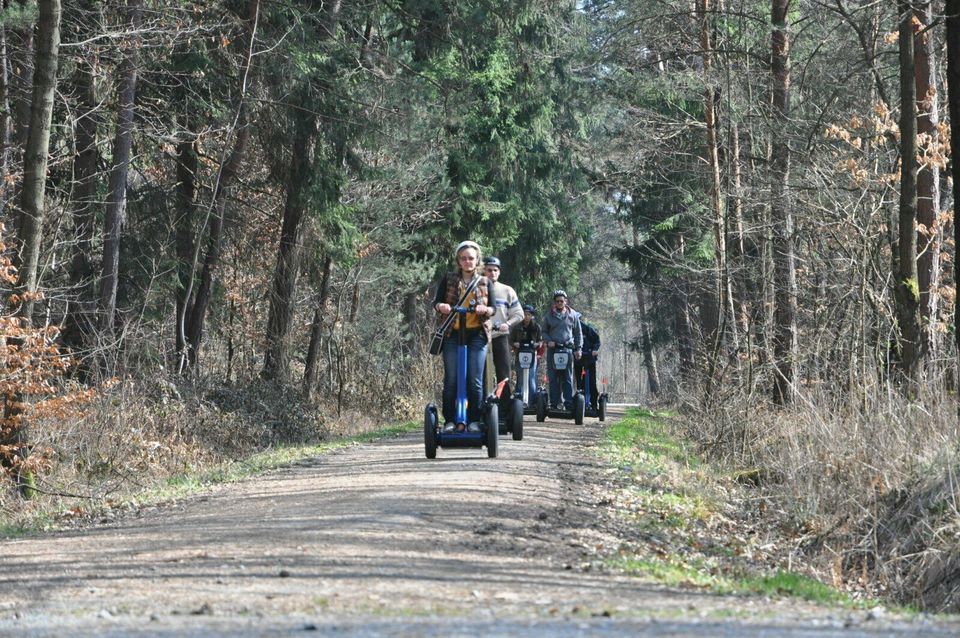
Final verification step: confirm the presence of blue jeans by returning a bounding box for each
[547,347,574,407]
[442,330,488,424]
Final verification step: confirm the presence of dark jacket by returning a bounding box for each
[510,320,542,346]
[581,322,601,353]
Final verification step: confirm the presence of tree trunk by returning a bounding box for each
[637,284,661,396]
[262,0,341,382]
[913,2,941,358]
[62,2,100,352]
[98,0,143,333]
[945,0,960,389]
[894,0,921,382]
[6,0,60,496]
[303,256,334,398]
[10,0,34,151]
[183,0,260,368]
[771,0,797,405]
[0,9,12,210]
[263,115,315,381]
[174,132,197,358]
[14,0,60,322]
[697,0,724,355]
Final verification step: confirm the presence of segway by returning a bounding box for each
[424,304,499,459]
[486,341,522,441]
[515,339,540,417]
[535,343,585,425]
[582,365,608,422]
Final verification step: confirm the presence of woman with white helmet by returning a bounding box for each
[431,241,495,432]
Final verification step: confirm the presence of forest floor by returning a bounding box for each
[0,407,957,637]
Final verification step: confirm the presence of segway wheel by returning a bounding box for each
[536,392,547,423]
[424,404,438,459]
[486,403,499,458]
[598,395,607,422]
[510,398,524,441]
[573,393,585,425]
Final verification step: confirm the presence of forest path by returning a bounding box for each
[0,408,956,637]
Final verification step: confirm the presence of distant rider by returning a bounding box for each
[574,319,601,410]
[510,304,542,400]
[541,290,582,410]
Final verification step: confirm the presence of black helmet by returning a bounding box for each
[483,256,501,268]
[522,304,536,315]
[552,289,567,299]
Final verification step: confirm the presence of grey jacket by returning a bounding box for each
[542,308,582,350]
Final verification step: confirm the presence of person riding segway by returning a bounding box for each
[423,241,499,458]
[574,318,608,421]
[537,290,585,425]
[510,304,542,416]
[483,256,524,437]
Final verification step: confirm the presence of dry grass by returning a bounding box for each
[683,378,960,612]
[0,351,443,532]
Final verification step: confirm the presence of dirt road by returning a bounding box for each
[1,408,956,637]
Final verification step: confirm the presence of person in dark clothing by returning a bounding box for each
[574,319,601,410]
[510,304,542,400]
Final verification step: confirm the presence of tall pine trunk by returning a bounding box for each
[770,0,797,405]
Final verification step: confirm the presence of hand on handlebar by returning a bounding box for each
[436,303,451,315]
[474,303,492,316]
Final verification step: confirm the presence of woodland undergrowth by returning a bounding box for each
[683,378,960,612]
[0,353,436,534]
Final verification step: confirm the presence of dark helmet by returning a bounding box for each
[552,289,567,299]
[522,304,536,315]
[483,256,502,268]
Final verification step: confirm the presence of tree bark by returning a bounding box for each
[6,0,60,495]
[0,7,12,210]
[62,0,101,352]
[912,2,941,358]
[263,115,315,381]
[637,284,661,396]
[697,0,724,354]
[174,132,197,357]
[303,256,334,398]
[894,0,921,382]
[182,0,260,368]
[771,0,797,405]
[262,0,342,381]
[14,0,60,322]
[945,0,960,387]
[98,0,143,333]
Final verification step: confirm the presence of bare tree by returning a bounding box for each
[894,0,921,381]
[912,2,941,357]
[771,0,797,404]
[946,0,960,377]
[97,0,143,334]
